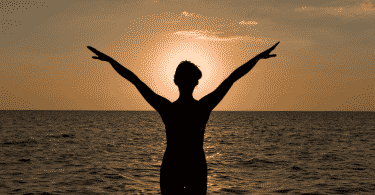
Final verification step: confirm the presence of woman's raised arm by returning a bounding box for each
[87,46,171,113]
[199,42,280,111]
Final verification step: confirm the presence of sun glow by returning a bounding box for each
[142,34,219,101]
[158,42,218,99]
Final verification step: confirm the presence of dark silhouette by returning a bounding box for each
[87,41,279,195]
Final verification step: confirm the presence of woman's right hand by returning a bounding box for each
[257,42,280,59]
[87,46,113,62]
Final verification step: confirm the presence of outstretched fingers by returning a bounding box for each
[87,46,95,51]
[263,42,280,58]
[87,46,112,61]
[268,41,280,51]
[263,54,277,59]
[87,46,101,55]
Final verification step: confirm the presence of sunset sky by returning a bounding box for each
[1,0,374,111]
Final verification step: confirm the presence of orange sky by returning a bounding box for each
[1,0,375,111]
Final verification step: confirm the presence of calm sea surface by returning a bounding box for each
[0,111,374,195]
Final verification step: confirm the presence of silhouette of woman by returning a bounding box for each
[87,41,279,194]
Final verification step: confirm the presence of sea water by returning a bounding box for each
[0,111,374,195]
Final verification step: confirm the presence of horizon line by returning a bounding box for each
[0,109,374,112]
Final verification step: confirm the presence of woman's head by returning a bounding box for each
[174,60,202,88]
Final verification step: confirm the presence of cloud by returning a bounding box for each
[167,11,261,41]
[181,11,195,17]
[160,11,197,23]
[239,20,258,25]
[295,1,375,16]
[174,30,242,41]
[357,1,375,13]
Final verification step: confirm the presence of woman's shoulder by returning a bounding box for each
[159,99,211,117]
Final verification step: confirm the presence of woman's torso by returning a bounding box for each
[159,99,211,164]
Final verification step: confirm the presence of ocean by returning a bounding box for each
[0,111,374,195]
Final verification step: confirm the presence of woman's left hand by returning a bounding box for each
[257,42,279,59]
[87,46,113,62]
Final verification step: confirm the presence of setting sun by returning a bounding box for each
[142,33,220,100]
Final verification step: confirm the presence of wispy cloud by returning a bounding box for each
[295,1,375,16]
[357,2,375,12]
[174,30,242,41]
[162,11,199,24]
[181,11,195,17]
[168,11,260,41]
[239,20,258,25]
